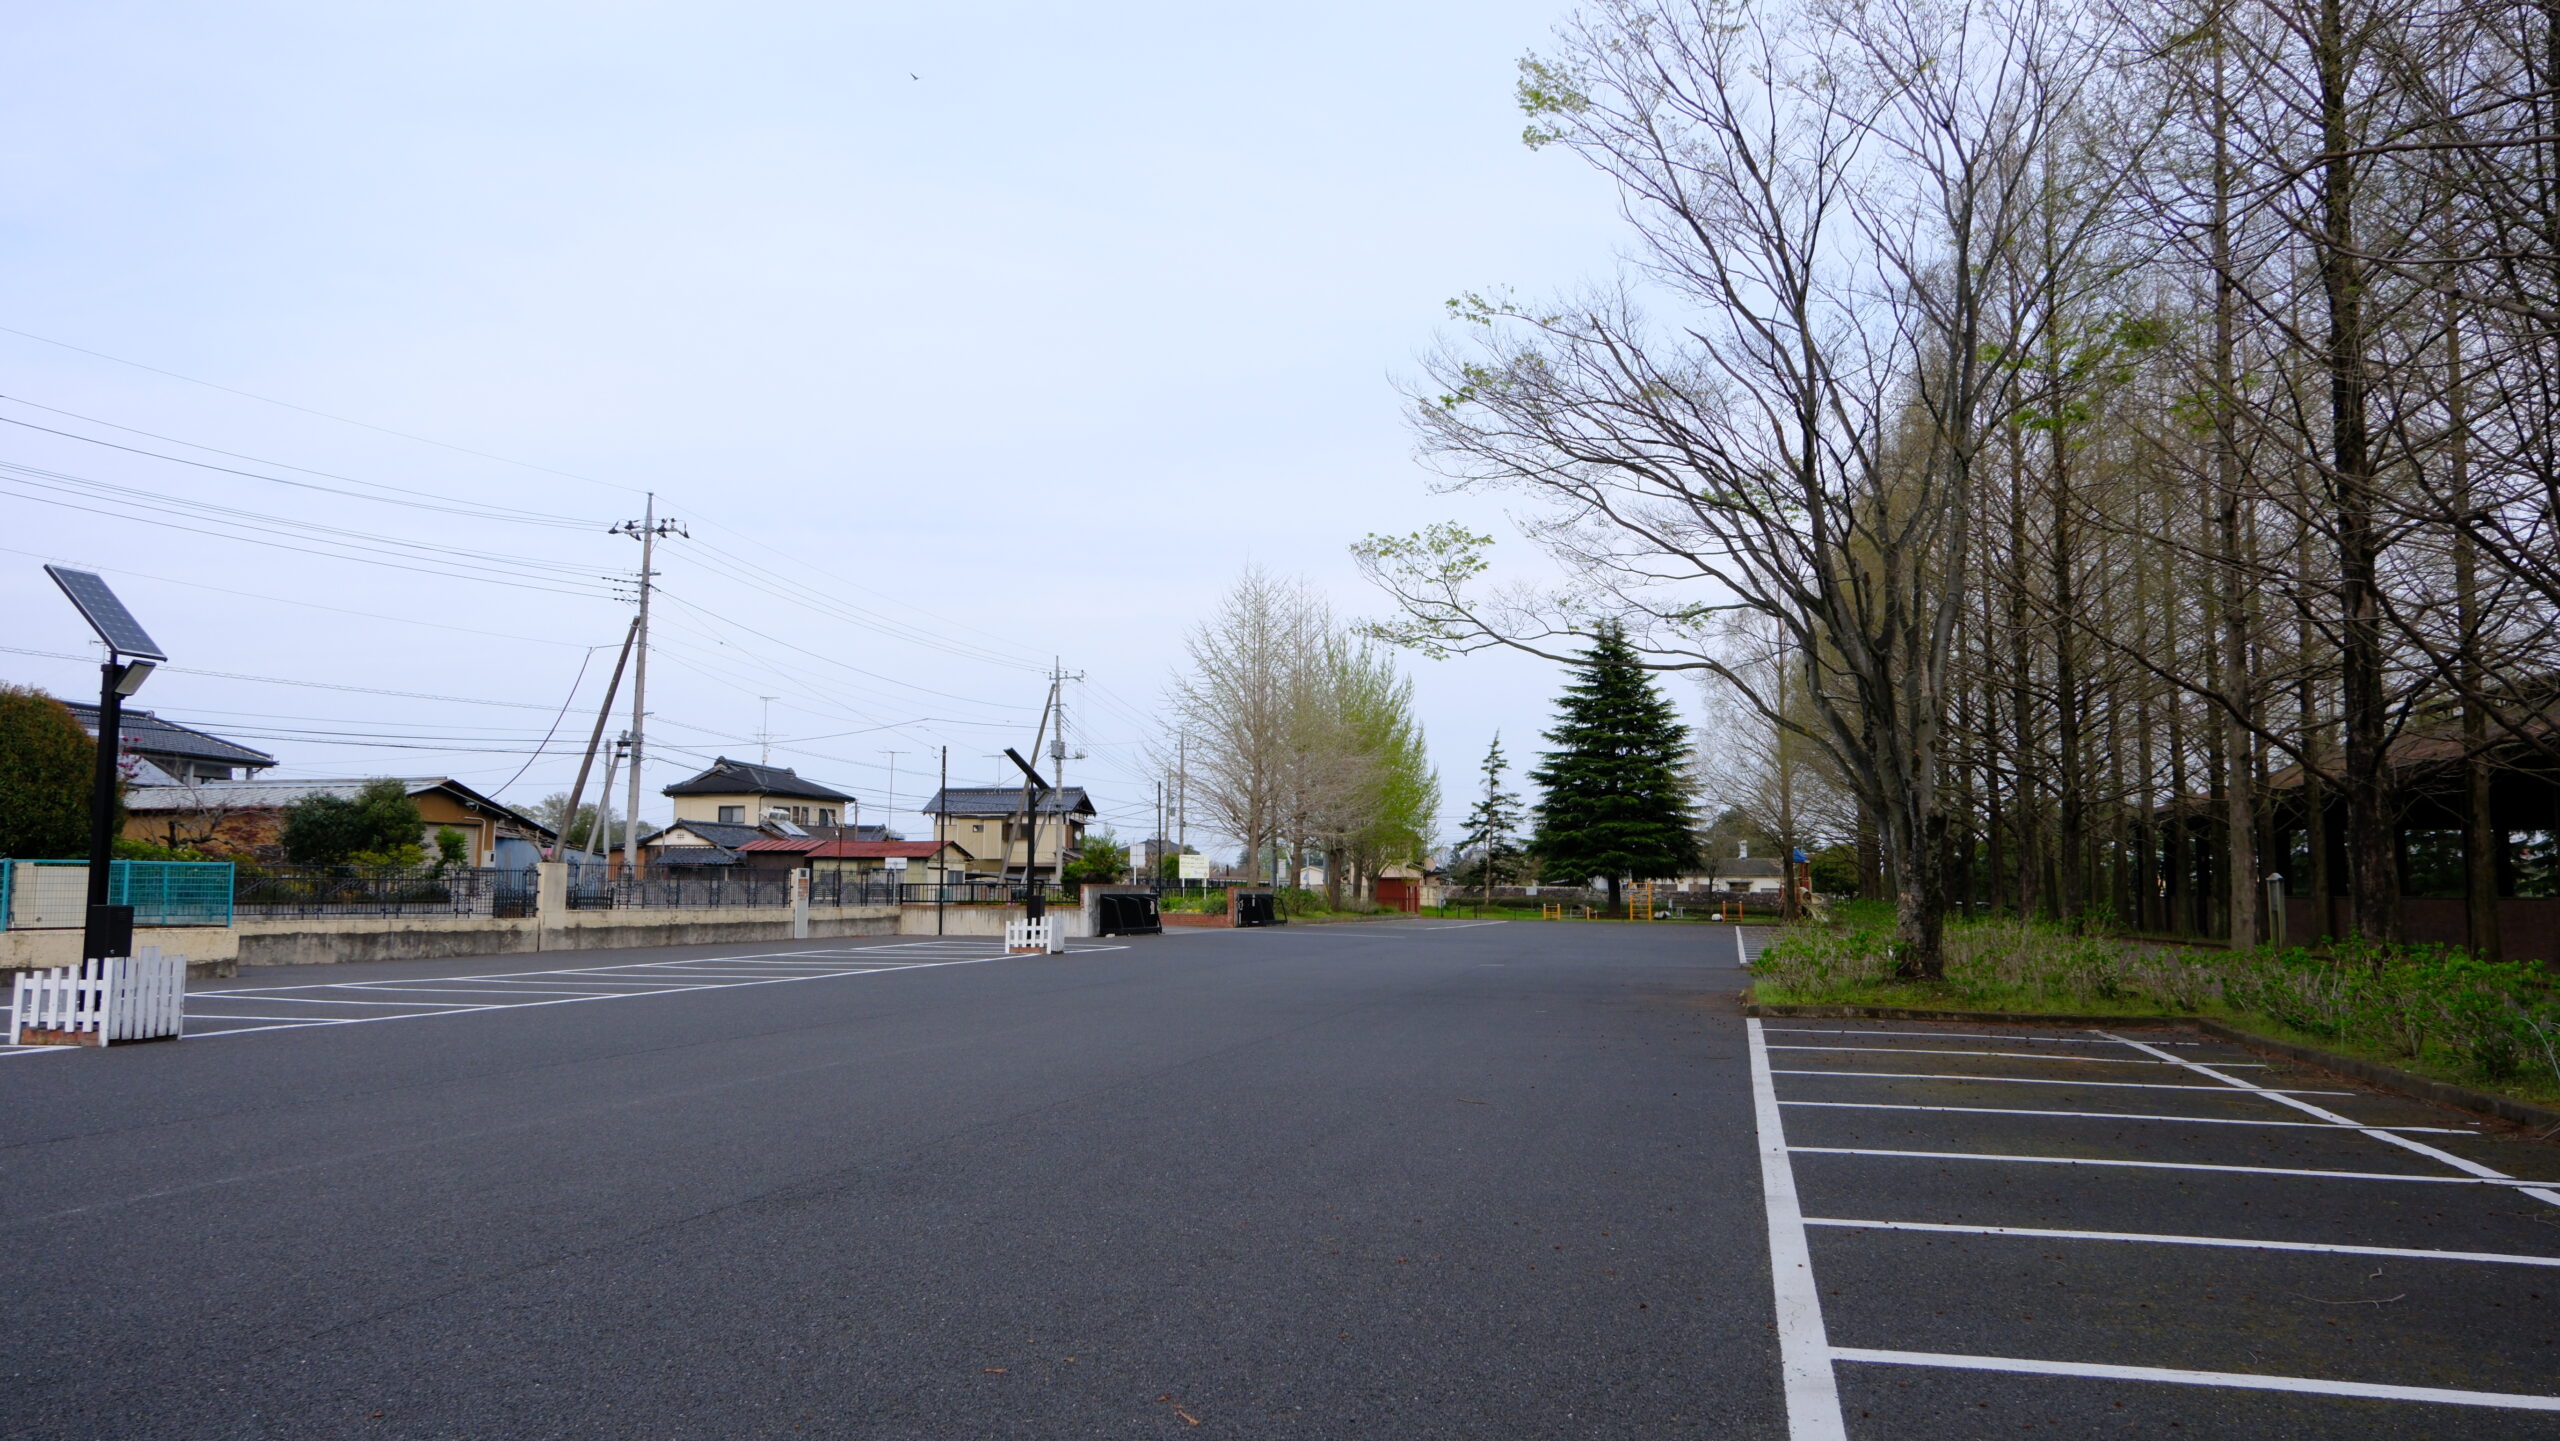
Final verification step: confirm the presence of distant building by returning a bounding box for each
[63,702,275,784]
[119,777,553,866]
[923,786,1095,880]
[662,757,855,830]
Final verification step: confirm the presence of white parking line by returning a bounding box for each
[1804,1217,2560,1268]
[1767,1044,2262,1067]
[2099,1030,2560,1210]
[1773,1069,2352,1095]
[1778,1100,2472,1132]
[1790,1145,2560,1187]
[159,944,1114,1044]
[1765,1027,2203,1047]
[1829,1348,2560,1411]
[1746,1018,1848,1439]
[193,993,534,1006]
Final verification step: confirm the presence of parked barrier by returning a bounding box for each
[1003,918,1061,954]
[10,947,187,1046]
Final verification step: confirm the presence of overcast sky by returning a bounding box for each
[0,1,1644,852]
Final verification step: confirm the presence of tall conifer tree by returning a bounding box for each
[1528,625,1697,911]
[1455,733,1524,904]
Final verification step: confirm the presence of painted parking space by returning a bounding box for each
[1748,1016,2560,1437]
[3,936,1125,1047]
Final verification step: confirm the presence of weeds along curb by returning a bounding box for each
[1743,996,2560,1134]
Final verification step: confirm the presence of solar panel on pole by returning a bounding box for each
[43,565,167,661]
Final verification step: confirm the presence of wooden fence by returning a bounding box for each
[10,948,188,1046]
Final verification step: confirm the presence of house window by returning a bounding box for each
[718,806,744,824]
[818,809,836,827]
[2398,829,2465,898]
[790,805,809,824]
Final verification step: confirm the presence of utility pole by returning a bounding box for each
[936,745,948,935]
[612,493,685,881]
[757,696,778,765]
[590,734,625,870]
[556,617,638,860]
[881,751,907,838]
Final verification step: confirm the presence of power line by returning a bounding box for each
[0,542,588,648]
[0,405,599,528]
[0,323,645,498]
[0,477,615,600]
[0,644,574,709]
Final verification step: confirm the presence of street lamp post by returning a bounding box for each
[44,566,167,963]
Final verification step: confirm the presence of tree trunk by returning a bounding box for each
[2315,0,2399,944]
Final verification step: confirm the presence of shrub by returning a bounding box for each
[0,685,103,858]
[281,780,423,866]
[1754,915,2560,1094]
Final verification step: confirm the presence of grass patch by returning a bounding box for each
[1754,915,2560,1108]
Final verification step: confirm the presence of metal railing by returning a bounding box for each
[570,872,1069,910]
[232,865,537,919]
[2,859,237,928]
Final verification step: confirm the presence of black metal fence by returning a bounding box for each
[566,873,1070,910]
[233,866,538,919]
[226,865,1075,917]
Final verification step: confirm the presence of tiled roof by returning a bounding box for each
[65,703,275,769]
[805,840,949,860]
[922,786,1094,817]
[661,757,852,802]
[651,845,743,867]
[652,819,768,849]
[118,776,556,842]
[737,836,821,854]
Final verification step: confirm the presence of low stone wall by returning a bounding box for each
[1160,911,1233,929]
[896,904,1092,938]
[233,905,902,968]
[2,861,1127,973]
[0,925,241,976]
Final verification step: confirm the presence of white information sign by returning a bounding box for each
[885,855,908,871]
[1177,853,1210,881]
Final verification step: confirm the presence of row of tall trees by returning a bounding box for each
[1170,568,1439,907]
[1361,0,2560,972]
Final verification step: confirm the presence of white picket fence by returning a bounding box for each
[10,948,187,1046]
[1003,917,1061,954]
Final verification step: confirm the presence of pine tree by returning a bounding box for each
[1454,733,1524,904]
[1528,625,1697,911]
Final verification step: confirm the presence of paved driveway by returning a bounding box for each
[0,922,1773,1439]
[3,921,2553,1438]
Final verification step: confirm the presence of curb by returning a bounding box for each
[1743,997,2560,1134]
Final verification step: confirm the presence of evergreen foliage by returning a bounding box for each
[0,685,105,859]
[1453,733,1525,901]
[1061,831,1131,887]
[281,779,425,867]
[1528,626,1697,909]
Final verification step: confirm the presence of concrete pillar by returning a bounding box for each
[791,868,810,940]
[535,861,567,950]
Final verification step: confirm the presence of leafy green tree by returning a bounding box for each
[1454,733,1525,902]
[0,685,108,859]
[281,779,424,867]
[1527,625,1698,911]
[1060,831,1131,887]
[1807,843,1861,898]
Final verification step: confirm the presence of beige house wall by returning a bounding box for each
[670,791,845,829]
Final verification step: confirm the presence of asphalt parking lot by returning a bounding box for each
[2,920,2554,1438]
[1752,1014,2560,1438]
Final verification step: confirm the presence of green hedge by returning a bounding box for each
[1755,917,2560,1096]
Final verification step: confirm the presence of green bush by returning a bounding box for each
[0,685,104,858]
[1755,916,2560,1095]
[281,780,423,866]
